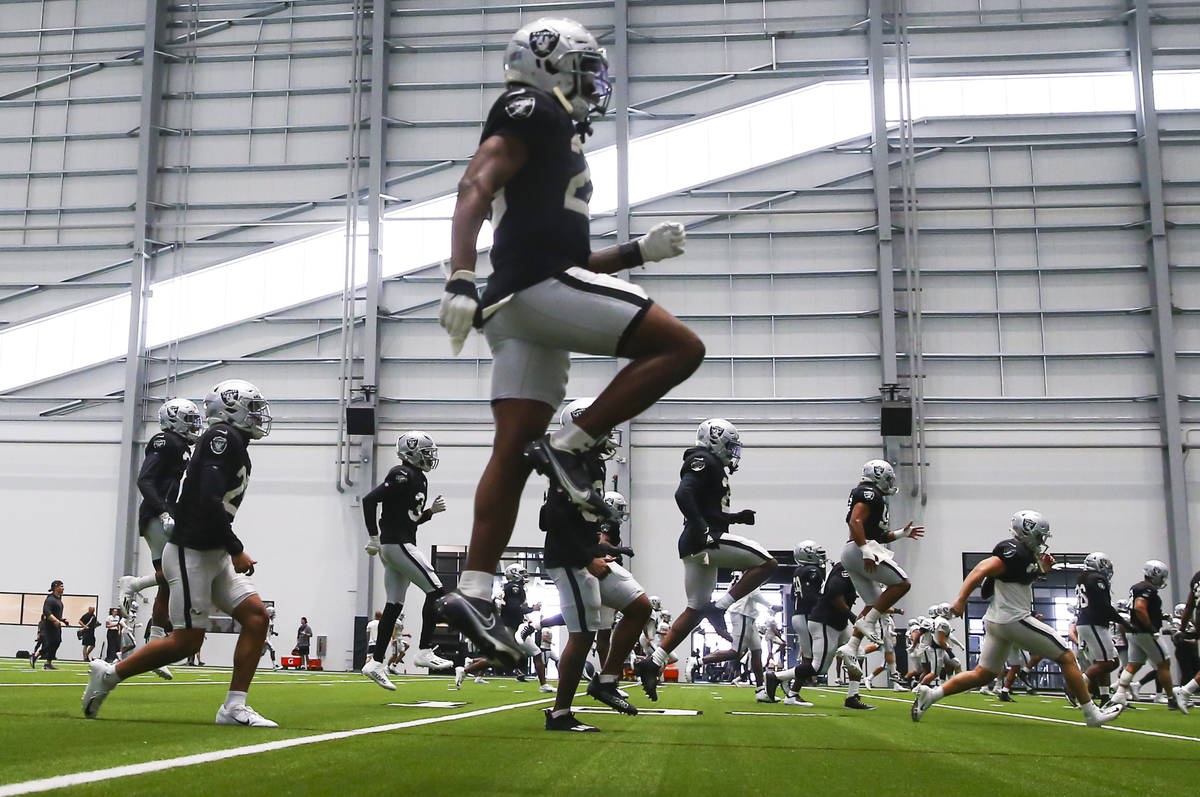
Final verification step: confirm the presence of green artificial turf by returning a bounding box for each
[1,659,1198,796]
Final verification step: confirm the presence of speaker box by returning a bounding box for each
[881,402,913,436]
[345,406,376,436]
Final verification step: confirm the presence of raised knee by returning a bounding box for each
[680,332,706,371]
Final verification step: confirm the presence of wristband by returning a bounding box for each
[619,241,644,268]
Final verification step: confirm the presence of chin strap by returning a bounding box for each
[552,86,594,141]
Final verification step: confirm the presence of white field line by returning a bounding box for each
[0,679,431,687]
[0,695,559,796]
[814,687,1200,744]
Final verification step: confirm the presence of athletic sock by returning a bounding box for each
[598,673,617,684]
[862,608,882,626]
[1117,670,1134,690]
[551,708,571,719]
[148,625,166,640]
[224,690,247,709]
[847,680,861,698]
[549,420,597,453]
[418,593,439,649]
[651,647,669,667]
[713,593,735,611]
[131,574,158,593]
[929,685,945,703]
[458,570,493,602]
[1181,680,1199,696]
[775,667,797,682]
[375,602,403,664]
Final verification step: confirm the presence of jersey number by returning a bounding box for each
[1074,583,1089,609]
[564,168,592,217]
[408,492,426,523]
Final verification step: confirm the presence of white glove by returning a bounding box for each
[159,512,175,534]
[636,222,685,263]
[429,495,447,515]
[438,270,479,355]
[365,536,381,556]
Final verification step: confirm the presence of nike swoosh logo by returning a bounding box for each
[460,600,496,631]
[234,716,252,725]
[543,449,594,506]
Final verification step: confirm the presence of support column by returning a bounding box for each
[1131,0,1192,600]
[112,0,169,596]
[611,0,634,543]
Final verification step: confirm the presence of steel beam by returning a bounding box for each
[1131,0,1192,601]
[612,0,634,546]
[112,0,168,601]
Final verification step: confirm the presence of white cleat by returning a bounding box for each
[911,684,934,722]
[852,617,883,645]
[215,704,278,727]
[1085,704,1123,727]
[116,576,138,620]
[1175,694,1190,715]
[755,689,777,704]
[616,686,630,700]
[784,695,814,707]
[450,666,466,690]
[361,659,397,691]
[474,676,489,685]
[153,666,173,681]
[81,660,117,719]
[413,648,454,670]
[539,683,556,693]
[835,644,863,681]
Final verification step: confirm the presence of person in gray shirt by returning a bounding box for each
[297,618,313,669]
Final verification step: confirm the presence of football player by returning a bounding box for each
[500,564,552,690]
[864,611,907,691]
[700,574,774,689]
[835,461,925,677]
[758,562,873,710]
[790,540,827,670]
[262,605,280,669]
[1177,570,1200,705]
[435,17,704,668]
[1073,552,1129,702]
[634,420,778,699]
[1108,560,1188,712]
[361,431,454,691]
[116,398,203,680]
[762,618,785,669]
[911,511,1121,727]
[83,379,277,726]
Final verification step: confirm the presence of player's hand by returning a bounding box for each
[1039,552,1056,572]
[731,509,756,525]
[438,270,478,355]
[159,512,175,534]
[636,222,685,263]
[587,558,612,579]
[904,522,924,539]
[950,599,966,617]
[232,552,256,575]
[364,536,381,556]
[429,495,447,515]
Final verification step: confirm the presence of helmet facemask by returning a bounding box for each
[244,396,272,439]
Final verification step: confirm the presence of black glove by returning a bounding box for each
[596,542,635,559]
[730,509,756,525]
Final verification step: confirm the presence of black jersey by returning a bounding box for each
[171,422,251,555]
[361,462,431,546]
[136,430,190,525]
[501,580,531,630]
[479,86,591,310]
[1128,580,1165,633]
[675,447,734,558]
[810,563,857,630]
[845,482,890,543]
[540,452,607,569]
[1190,571,1200,627]
[791,564,826,616]
[1075,571,1122,626]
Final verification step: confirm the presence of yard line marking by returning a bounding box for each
[0,695,559,796]
[0,680,384,688]
[815,688,1200,744]
[726,711,830,717]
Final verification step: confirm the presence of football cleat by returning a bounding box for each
[835,645,863,681]
[633,658,661,702]
[998,689,1016,703]
[911,685,934,722]
[451,665,465,690]
[215,704,278,727]
[1175,694,1190,715]
[435,590,520,669]
[544,709,600,732]
[539,683,556,694]
[524,435,611,518]
[116,576,139,619]
[844,695,876,711]
[474,676,489,685]
[81,660,117,719]
[1085,703,1123,727]
[784,694,814,707]
[413,648,453,670]
[361,659,397,691]
[701,604,732,642]
[761,670,780,703]
[153,666,173,681]
[515,672,528,683]
[587,679,638,715]
[852,617,883,646]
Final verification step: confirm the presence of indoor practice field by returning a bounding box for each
[1,659,1197,796]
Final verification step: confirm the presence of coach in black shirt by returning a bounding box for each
[40,580,70,670]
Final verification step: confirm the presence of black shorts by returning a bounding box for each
[81,632,96,646]
[298,646,310,656]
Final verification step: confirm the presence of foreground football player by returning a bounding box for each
[634,420,778,699]
[116,398,204,680]
[1176,569,1200,704]
[435,17,704,666]
[83,380,276,726]
[1108,560,1188,712]
[361,431,454,691]
[836,460,925,678]
[1074,552,1128,702]
[911,511,1121,727]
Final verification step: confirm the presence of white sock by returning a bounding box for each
[1117,670,1134,690]
[844,635,862,655]
[930,685,945,703]
[132,574,158,593]
[598,673,617,684]
[862,608,882,626]
[224,690,247,709]
[775,667,796,682]
[549,421,596,453]
[847,680,861,697]
[551,708,570,718]
[458,570,493,602]
[1182,680,1199,696]
[714,593,735,611]
[651,647,669,667]
[102,666,122,687]
[149,626,167,640]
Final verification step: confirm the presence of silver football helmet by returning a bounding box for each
[696,418,742,472]
[505,563,528,584]
[396,430,439,472]
[793,539,827,565]
[927,605,940,617]
[860,459,898,495]
[159,398,202,443]
[1083,551,1114,580]
[504,18,611,123]
[1174,603,1186,619]
[603,491,628,523]
[559,397,620,459]
[649,596,662,611]
[1143,559,1168,590]
[204,379,272,439]
[265,605,276,619]
[1010,510,1051,554]
[937,603,953,618]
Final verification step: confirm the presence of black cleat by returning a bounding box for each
[435,590,520,669]
[701,603,732,642]
[761,670,780,702]
[844,695,876,710]
[524,436,610,518]
[587,679,638,715]
[515,672,528,682]
[998,690,1016,703]
[634,658,661,702]
[544,709,600,732]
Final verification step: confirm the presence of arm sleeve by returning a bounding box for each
[674,471,710,532]
[361,482,389,536]
[136,448,169,516]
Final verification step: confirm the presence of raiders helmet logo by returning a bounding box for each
[689,458,706,472]
[1022,516,1037,532]
[528,29,559,58]
[210,435,228,454]
[708,424,724,442]
[153,437,165,449]
[505,96,535,119]
[220,388,240,407]
[405,437,419,450]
